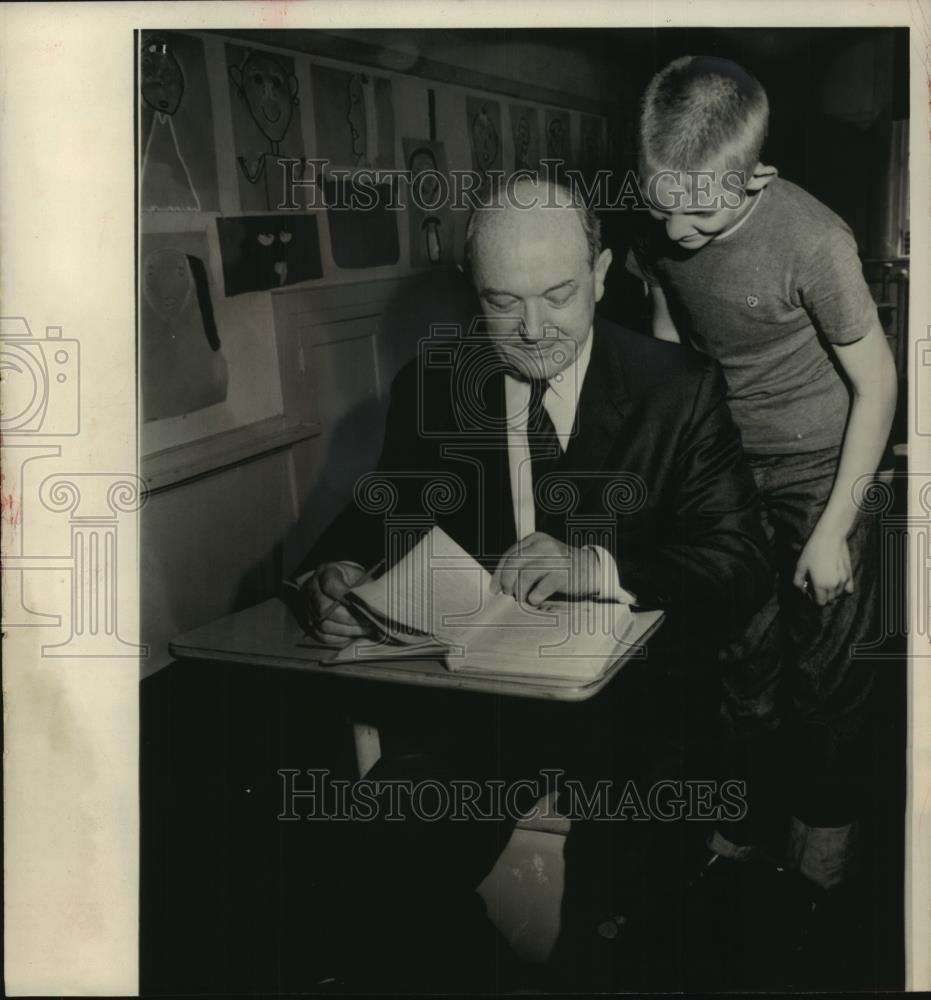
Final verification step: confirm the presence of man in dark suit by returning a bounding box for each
[297,177,774,990]
[302,179,770,638]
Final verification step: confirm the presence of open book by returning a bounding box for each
[330,527,641,683]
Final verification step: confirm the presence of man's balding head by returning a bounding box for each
[464,177,602,275]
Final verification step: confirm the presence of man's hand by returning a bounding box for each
[491,533,600,606]
[305,561,372,645]
[793,527,854,607]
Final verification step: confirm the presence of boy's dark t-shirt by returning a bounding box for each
[627,177,878,455]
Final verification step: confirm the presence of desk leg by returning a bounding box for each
[352,722,382,778]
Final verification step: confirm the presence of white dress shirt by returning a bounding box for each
[503,328,634,603]
[299,329,634,603]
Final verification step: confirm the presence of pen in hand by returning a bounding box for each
[279,560,384,640]
[315,559,386,626]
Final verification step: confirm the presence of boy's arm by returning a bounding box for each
[625,245,681,343]
[615,358,775,639]
[650,285,681,343]
[794,321,897,605]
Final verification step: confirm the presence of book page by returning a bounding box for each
[445,599,636,680]
[346,526,491,639]
[347,526,635,679]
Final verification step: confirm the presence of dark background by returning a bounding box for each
[141,26,909,995]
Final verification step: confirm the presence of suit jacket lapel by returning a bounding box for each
[557,323,630,482]
[535,324,630,538]
[444,346,516,560]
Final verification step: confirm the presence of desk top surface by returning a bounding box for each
[169,598,664,702]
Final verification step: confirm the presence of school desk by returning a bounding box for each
[169,597,664,777]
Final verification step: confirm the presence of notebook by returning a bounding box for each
[329,527,640,683]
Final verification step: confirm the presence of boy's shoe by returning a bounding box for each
[683,844,802,990]
[786,874,872,990]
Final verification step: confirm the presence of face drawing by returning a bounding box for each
[233,51,297,144]
[471,106,500,171]
[250,229,294,286]
[141,38,184,115]
[346,74,367,159]
[409,147,440,205]
[516,115,532,167]
[547,117,568,159]
[143,249,194,321]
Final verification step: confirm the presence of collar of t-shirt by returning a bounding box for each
[710,183,766,244]
[503,329,633,604]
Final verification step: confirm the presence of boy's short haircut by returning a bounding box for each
[639,55,769,186]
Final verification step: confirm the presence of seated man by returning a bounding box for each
[296,176,774,991]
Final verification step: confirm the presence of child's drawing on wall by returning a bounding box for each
[467,97,502,188]
[140,33,219,212]
[403,138,455,269]
[141,233,228,421]
[216,215,323,295]
[510,103,541,172]
[545,108,571,166]
[311,64,396,170]
[227,45,307,211]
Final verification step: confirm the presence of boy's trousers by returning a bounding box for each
[717,445,881,849]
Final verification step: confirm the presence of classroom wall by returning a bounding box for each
[141,452,295,673]
[141,26,909,674]
[139,27,910,978]
[322,27,629,105]
[140,29,619,675]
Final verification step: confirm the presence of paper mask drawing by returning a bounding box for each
[140,232,228,421]
[140,33,219,211]
[216,215,323,296]
[227,44,307,211]
[403,138,455,269]
[545,108,572,166]
[311,65,396,169]
[510,103,541,172]
[467,97,502,186]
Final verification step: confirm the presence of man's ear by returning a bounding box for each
[228,64,243,95]
[288,74,299,101]
[745,162,778,193]
[594,247,613,302]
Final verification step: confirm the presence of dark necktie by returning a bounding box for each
[527,379,561,512]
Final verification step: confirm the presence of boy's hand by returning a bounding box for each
[491,533,600,606]
[305,561,372,644]
[793,528,854,607]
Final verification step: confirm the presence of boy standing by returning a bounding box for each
[627,56,897,914]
